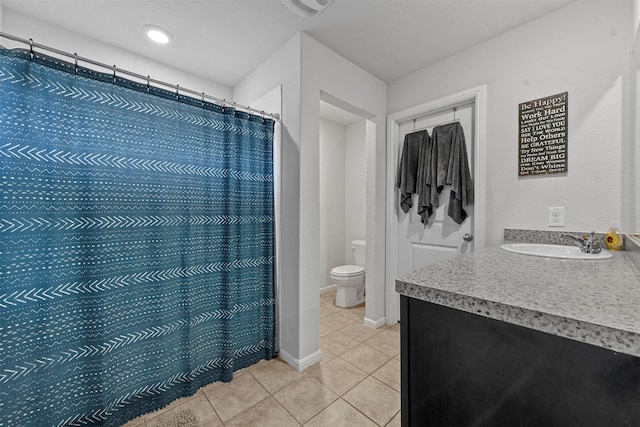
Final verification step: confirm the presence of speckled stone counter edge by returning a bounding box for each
[396,228,640,357]
[395,281,639,357]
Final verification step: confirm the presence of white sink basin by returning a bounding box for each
[500,243,613,260]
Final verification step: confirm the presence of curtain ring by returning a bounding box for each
[112,65,116,82]
[146,75,150,92]
[175,84,180,98]
[453,106,457,121]
[74,53,78,73]
[201,92,205,106]
[29,38,34,59]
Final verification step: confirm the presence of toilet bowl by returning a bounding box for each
[330,240,366,308]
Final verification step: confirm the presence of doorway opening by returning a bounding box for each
[318,92,378,329]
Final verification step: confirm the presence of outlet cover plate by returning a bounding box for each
[548,207,565,227]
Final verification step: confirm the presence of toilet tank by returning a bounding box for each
[351,240,366,267]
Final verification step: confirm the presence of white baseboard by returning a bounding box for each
[363,316,386,329]
[279,348,323,372]
[320,284,336,294]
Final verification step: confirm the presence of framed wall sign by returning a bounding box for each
[518,92,568,176]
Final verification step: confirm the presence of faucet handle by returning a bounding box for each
[585,232,602,254]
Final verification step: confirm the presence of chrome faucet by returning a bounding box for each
[559,232,602,254]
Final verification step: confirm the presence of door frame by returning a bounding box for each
[385,86,487,324]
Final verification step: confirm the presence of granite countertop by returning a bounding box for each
[396,245,640,357]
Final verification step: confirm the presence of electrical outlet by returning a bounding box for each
[548,207,565,227]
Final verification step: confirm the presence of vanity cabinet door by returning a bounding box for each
[400,296,640,427]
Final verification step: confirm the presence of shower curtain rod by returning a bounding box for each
[0,31,280,121]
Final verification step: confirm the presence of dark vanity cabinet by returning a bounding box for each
[400,296,640,427]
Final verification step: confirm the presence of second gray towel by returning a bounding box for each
[430,122,473,224]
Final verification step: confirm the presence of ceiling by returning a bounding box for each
[2,0,575,88]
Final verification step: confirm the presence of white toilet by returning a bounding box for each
[330,240,366,308]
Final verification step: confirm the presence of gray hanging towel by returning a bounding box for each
[430,122,473,224]
[417,131,434,224]
[396,130,430,214]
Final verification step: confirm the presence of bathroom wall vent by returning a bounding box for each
[281,0,334,17]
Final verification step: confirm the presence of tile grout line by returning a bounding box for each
[200,384,224,425]
[254,369,304,426]
[340,396,387,427]
[130,291,400,427]
[312,299,400,425]
[272,371,332,426]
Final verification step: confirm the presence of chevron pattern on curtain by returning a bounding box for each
[0,48,276,426]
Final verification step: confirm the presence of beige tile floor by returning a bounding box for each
[123,290,401,427]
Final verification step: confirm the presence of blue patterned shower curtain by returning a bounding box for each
[0,48,276,426]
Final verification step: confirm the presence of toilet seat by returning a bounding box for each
[330,265,365,277]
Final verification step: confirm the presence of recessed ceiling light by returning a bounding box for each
[143,25,172,45]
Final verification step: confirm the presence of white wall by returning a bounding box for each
[1,8,232,99]
[299,34,387,333]
[233,35,305,366]
[235,32,386,368]
[634,0,640,36]
[388,0,633,244]
[319,119,346,289]
[344,120,367,259]
[633,0,640,232]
